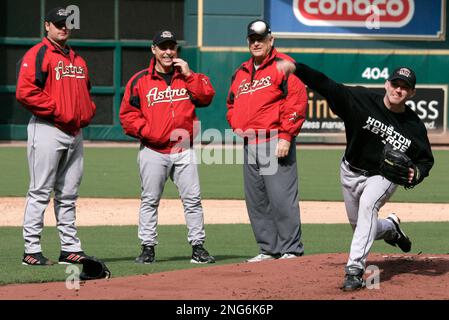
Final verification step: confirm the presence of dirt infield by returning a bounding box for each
[1,198,448,226]
[0,253,447,300]
[1,198,448,300]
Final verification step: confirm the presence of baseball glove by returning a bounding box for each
[379,144,417,189]
[79,256,111,281]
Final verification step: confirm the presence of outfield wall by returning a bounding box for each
[1,0,449,144]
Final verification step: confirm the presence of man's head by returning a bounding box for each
[44,7,71,45]
[384,67,417,108]
[388,67,416,89]
[151,30,178,72]
[246,19,274,65]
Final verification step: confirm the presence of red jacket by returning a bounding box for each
[226,48,307,142]
[120,58,215,154]
[16,37,96,136]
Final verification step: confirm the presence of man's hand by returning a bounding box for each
[173,58,192,77]
[408,167,415,183]
[275,139,291,158]
[276,59,296,76]
[379,143,417,189]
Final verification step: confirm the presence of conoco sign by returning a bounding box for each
[268,0,445,40]
[293,0,414,27]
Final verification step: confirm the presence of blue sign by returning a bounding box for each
[266,0,445,40]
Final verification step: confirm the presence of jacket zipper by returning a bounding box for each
[168,79,175,133]
[248,66,256,123]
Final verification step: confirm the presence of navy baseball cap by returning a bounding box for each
[45,7,70,24]
[153,30,178,46]
[388,67,416,89]
[247,19,271,38]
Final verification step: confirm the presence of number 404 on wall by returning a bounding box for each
[362,67,389,80]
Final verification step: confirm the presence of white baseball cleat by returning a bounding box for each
[246,253,277,263]
[279,253,303,259]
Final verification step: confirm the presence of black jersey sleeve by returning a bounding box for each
[294,63,351,119]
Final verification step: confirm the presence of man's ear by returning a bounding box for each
[408,88,417,98]
[44,21,51,32]
[151,45,156,55]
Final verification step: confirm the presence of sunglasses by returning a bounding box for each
[390,80,412,90]
[248,35,269,43]
[52,21,67,29]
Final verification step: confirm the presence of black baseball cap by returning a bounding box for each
[388,67,416,89]
[247,19,271,38]
[152,30,178,46]
[45,7,69,24]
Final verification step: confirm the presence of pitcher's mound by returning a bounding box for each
[1,253,448,300]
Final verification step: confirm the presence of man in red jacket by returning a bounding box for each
[16,7,96,266]
[227,20,308,262]
[120,30,216,264]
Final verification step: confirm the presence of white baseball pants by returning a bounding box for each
[23,116,83,254]
[137,146,206,246]
[340,160,399,271]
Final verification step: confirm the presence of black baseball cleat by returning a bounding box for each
[191,244,215,264]
[135,245,155,264]
[384,213,412,252]
[58,251,88,264]
[22,252,55,266]
[341,267,365,292]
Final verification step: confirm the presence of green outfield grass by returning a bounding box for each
[0,222,447,285]
[1,147,448,202]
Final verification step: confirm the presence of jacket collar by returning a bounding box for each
[43,37,74,59]
[148,57,182,80]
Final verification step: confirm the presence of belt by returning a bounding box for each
[343,157,378,177]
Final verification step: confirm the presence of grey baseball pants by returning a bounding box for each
[340,160,399,271]
[243,139,304,256]
[137,146,206,246]
[23,116,83,254]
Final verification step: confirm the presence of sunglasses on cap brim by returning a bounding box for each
[52,21,67,29]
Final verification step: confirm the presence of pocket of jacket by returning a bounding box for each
[80,102,95,127]
[141,123,155,143]
[52,103,62,122]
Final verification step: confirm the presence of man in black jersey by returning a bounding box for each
[277,61,434,291]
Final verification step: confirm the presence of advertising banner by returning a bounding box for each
[267,0,446,40]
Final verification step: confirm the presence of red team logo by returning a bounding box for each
[293,0,414,27]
